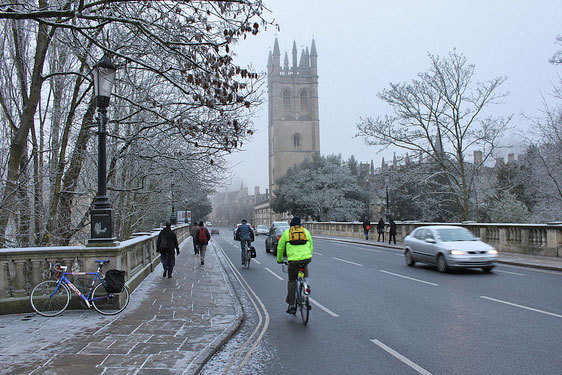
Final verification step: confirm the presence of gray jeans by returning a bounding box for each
[286,259,311,306]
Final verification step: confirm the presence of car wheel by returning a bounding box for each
[482,266,494,273]
[405,250,415,267]
[437,254,448,273]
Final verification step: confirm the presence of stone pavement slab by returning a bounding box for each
[0,240,242,375]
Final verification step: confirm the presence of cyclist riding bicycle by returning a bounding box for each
[236,219,255,266]
[277,217,313,314]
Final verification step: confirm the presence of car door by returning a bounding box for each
[421,228,438,263]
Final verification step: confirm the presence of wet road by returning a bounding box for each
[205,231,562,375]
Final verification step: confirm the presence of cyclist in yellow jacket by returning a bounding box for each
[277,217,313,314]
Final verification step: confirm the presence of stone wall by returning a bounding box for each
[0,224,191,315]
[303,221,562,258]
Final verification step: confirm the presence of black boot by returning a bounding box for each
[163,269,167,277]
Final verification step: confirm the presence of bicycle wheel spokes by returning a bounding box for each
[30,280,70,317]
[298,283,309,325]
[91,283,130,315]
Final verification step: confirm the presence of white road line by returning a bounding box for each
[332,257,363,266]
[393,254,403,257]
[252,259,261,265]
[309,297,339,317]
[356,246,382,253]
[315,252,324,256]
[380,270,439,286]
[264,267,284,281]
[480,296,562,319]
[495,269,525,276]
[371,339,432,375]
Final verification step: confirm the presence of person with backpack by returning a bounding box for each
[362,217,371,240]
[235,219,255,266]
[276,217,313,314]
[191,221,200,255]
[195,221,211,265]
[157,221,180,278]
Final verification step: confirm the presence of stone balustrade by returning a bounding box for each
[0,224,190,315]
[303,221,562,258]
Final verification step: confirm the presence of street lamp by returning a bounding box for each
[89,54,117,245]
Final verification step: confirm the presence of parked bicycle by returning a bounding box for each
[282,261,311,325]
[30,260,130,317]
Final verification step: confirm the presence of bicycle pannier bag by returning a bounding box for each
[289,225,307,245]
[250,246,257,258]
[105,269,126,293]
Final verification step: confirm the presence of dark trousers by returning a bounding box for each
[240,239,251,263]
[378,231,385,241]
[193,239,199,254]
[389,234,396,244]
[286,259,310,306]
[161,251,176,275]
[364,229,369,240]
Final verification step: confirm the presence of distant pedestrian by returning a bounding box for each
[362,217,371,240]
[388,217,397,245]
[377,217,385,242]
[195,221,211,265]
[191,221,200,255]
[157,221,180,278]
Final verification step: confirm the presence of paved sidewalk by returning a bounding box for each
[317,235,562,272]
[0,240,242,375]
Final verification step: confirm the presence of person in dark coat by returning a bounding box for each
[362,217,371,240]
[236,219,254,266]
[157,221,180,278]
[195,221,211,265]
[377,217,385,242]
[388,218,397,245]
[191,221,200,255]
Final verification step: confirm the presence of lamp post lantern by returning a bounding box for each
[89,54,117,245]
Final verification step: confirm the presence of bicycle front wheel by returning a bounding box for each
[30,280,70,317]
[298,283,309,325]
[92,283,130,315]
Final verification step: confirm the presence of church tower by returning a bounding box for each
[267,39,320,197]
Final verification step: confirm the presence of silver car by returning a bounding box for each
[404,225,498,272]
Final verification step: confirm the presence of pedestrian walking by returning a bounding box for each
[195,221,211,265]
[377,217,385,242]
[388,217,397,245]
[362,217,371,240]
[157,221,180,278]
[191,221,200,255]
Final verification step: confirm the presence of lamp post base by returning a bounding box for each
[90,197,116,245]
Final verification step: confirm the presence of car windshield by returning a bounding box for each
[436,228,476,242]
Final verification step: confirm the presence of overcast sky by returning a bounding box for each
[221,0,562,194]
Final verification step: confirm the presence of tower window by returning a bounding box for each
[300,90,309,115]
[282,89,291,118]
[293,133,302,148]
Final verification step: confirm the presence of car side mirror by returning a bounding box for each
[425,238,436,244]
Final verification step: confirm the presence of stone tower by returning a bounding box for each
[267,38,320,196]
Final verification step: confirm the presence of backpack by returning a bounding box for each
[366,225,371,230]
[157,231,168,253]
[198,228,208,245]
[289,225,308,245]
[105,269,126,293]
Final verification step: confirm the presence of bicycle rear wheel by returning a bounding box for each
[298,283,309,325]
[30,280,70,317]
[244,253,251,269]
[91,283,130,315]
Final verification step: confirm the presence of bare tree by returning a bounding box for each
[357,51,511,221]
[0,1,273,246]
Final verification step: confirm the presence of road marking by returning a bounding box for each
[394,254,403,257]
[480,296,562,319]
[495,269,525,276]
[252,259,261,265]
[356,246,382,253]
[380,270,439,286]
[371,339,432,375]
[309,297,339,317]
[315,252,324,256]
[264,267,284,281]
[332,257,363,266]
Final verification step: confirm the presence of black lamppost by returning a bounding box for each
[170,182,177,224]
[89,54,117,245]
[385,175,391,221]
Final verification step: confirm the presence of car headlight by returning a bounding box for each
[450,250,465,255]
[488,249,498,255]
